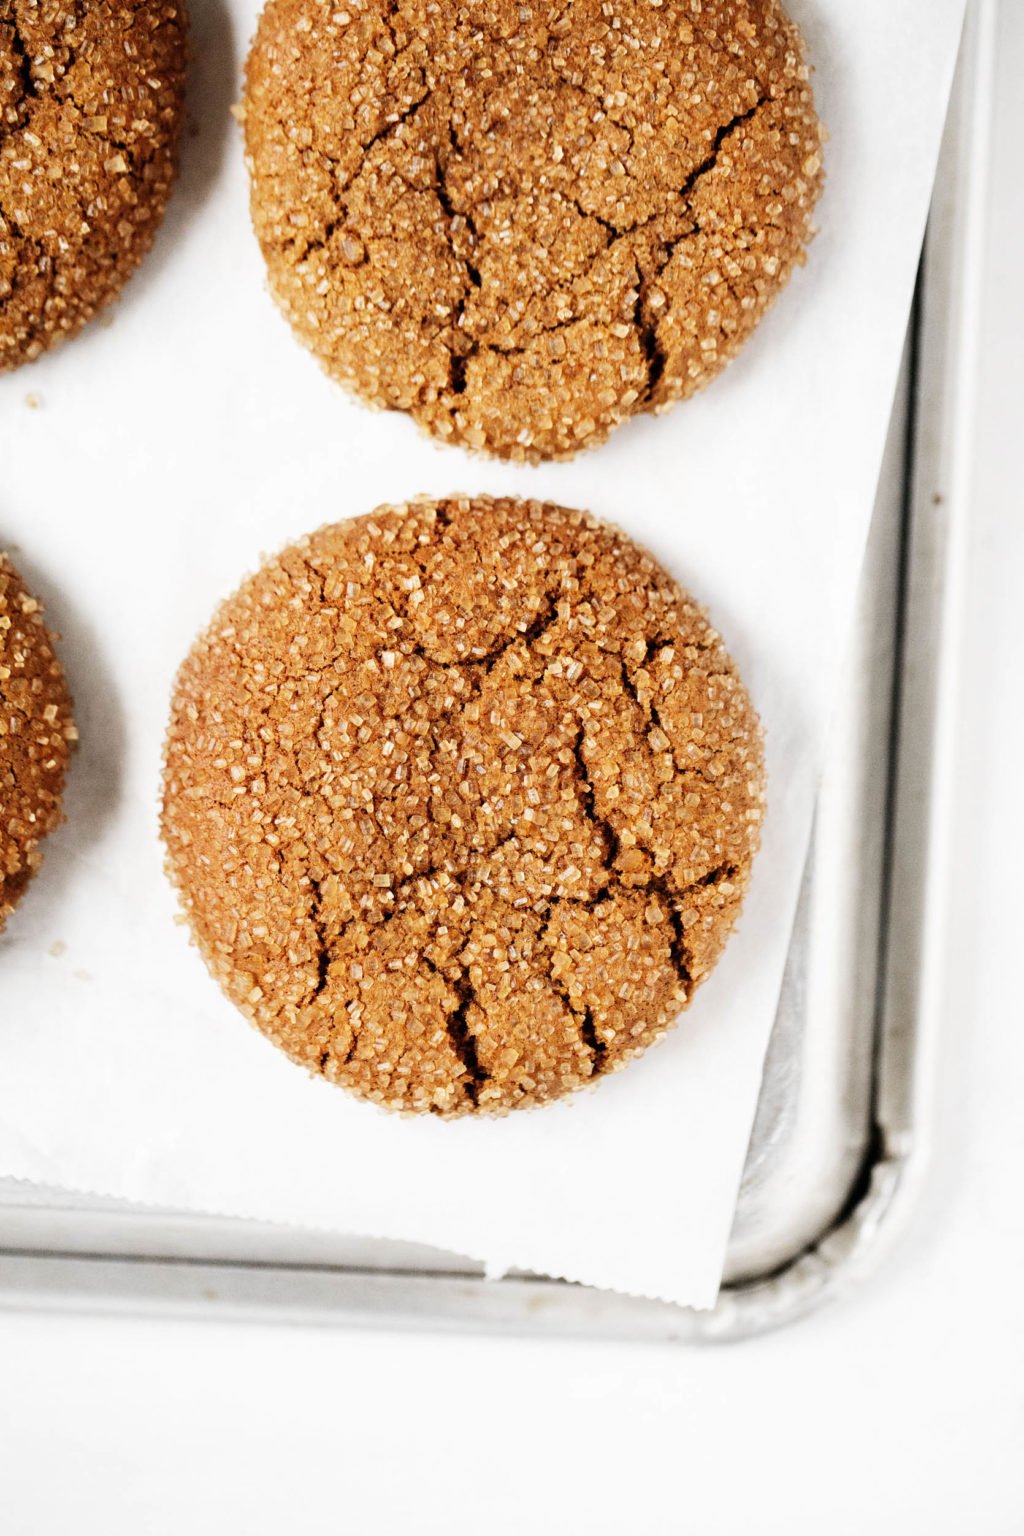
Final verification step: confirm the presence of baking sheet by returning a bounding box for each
[0,0,966,1307]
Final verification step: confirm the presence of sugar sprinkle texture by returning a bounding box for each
[243,0,823,461]
[0,553,75,932]
[0,0,187,371]
[161,496,765,1116]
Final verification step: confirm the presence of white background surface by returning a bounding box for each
[1,1,1022,1529]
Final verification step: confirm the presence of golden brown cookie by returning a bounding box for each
[0,554,75,930]
[162,496,764,1115]
[0,0,187,371]
[243,0,822,461]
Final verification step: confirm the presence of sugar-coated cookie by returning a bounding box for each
[243,0,822,459]
[0,0,187,370]
[162,496,765,1116]
[0,554,74,930]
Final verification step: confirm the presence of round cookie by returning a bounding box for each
[162,496,764,1116]
[0,0,187,371]
[243,0,823,461]
[0,554,75,930]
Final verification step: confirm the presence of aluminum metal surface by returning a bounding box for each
[0,2,992,1338]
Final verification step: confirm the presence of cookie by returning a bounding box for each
[0,554,75,930]
[243,0,822,461]
[162,496,764,1116]
[0,0,187,371]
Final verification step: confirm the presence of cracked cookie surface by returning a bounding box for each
[161,496,765,1116]
[0,554,75,931]
[0,0,186,371]
[243,0,822,461]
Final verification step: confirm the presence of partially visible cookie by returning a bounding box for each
[0,554,75,930]
[0,0,187,371]
[243,0,823,461]
[162,496,765,1116]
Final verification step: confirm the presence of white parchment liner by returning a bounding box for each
[0,0,966,1305]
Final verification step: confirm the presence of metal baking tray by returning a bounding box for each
[0,4,991,1340]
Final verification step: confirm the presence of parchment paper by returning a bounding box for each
[0,0,966,1306]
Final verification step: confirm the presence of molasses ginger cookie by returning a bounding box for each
[162,497,764,1116]
[243,0,823,461]
[0,0,187,371]
[0,554,74,931]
